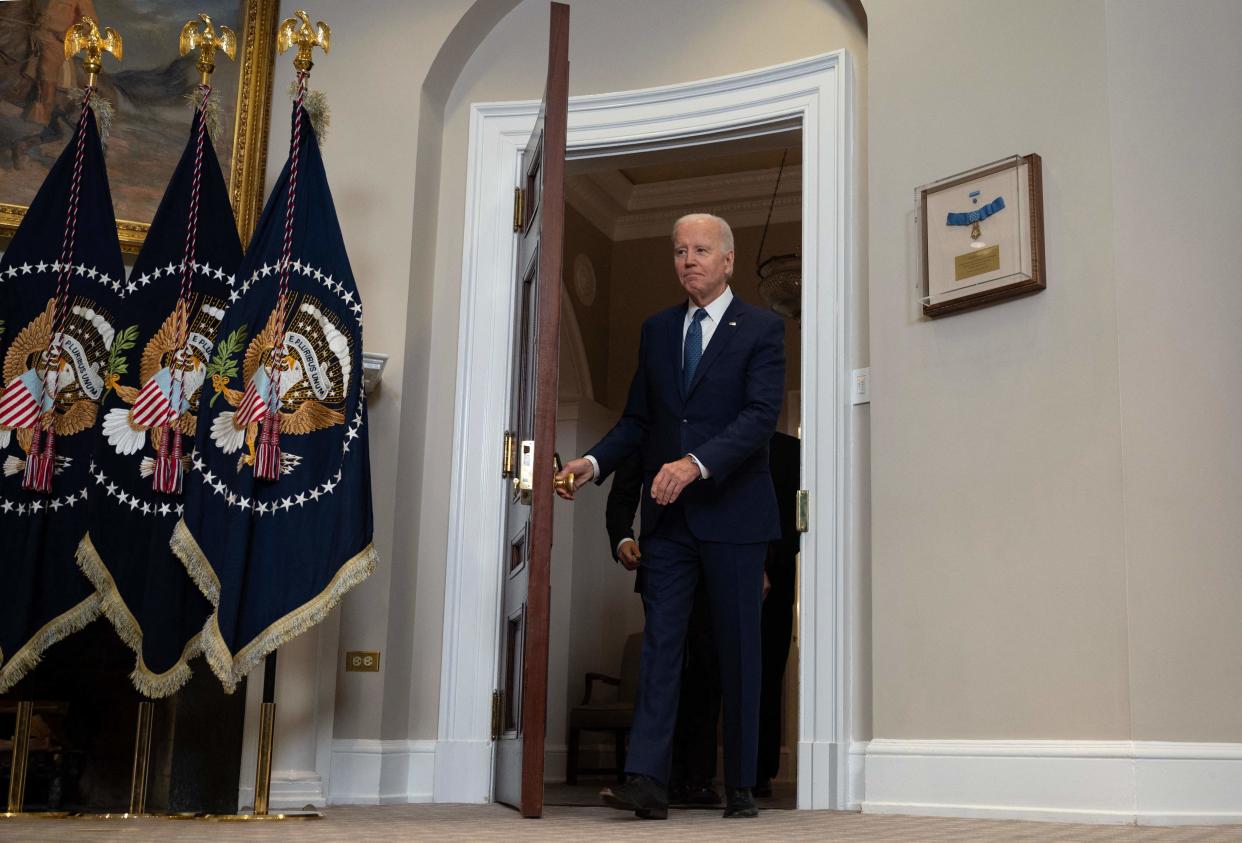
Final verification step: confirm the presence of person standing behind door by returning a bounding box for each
[557,212,785,821]
[605,450,722,806]
[755,430,800,797]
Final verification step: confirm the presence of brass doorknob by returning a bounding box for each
[553,453,575,495]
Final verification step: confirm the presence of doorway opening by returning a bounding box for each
[545,131,804,811]
[438,51,853,812]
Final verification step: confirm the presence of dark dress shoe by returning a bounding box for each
[600,773,669,820]
[723,787,758,819]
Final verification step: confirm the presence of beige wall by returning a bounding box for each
[868,0,1131,739]
[868,0,1242,744]
[1104,0,1242,742]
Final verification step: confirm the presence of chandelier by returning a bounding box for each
[755,149,802,320]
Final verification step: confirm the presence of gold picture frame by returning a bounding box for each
[917,153,1046,318]
[0,0,279,254]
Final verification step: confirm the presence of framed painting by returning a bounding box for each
[917,153,1046,318]
[0,0,279,253]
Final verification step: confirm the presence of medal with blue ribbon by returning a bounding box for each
[947,191,1005,240]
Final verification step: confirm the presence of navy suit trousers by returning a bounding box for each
[625,505,765,788]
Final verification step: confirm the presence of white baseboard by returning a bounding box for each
[848,740,867,810]
[329,739,437,805]
[864,739,1242,825]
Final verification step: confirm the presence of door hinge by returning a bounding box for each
[502,430,517,478]
[513,187,525,232]
[491,689,503,741]
[795,489,810,533]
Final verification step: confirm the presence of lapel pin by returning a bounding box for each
[728,321,737,327]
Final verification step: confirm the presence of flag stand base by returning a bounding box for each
[202,653,322,821]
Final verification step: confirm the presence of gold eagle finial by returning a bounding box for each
[64,16,123,87]
[277,10,330,74]
[180,13,237,85]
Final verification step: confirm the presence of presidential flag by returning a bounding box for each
[76,100,243,698]
[172,96,375,692]
[0,103,125,692]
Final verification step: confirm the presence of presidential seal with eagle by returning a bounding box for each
[208,293,350,474]
[0,298,131,478]
[100,295,225,477]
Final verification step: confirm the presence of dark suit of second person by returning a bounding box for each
[563,215,785,795]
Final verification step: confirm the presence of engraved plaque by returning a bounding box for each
[954,244,1001,282]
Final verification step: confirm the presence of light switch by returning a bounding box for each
[850,367,870,405]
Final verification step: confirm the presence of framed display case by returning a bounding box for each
[917,153,1045,318]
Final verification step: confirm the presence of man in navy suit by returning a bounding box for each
[556,213,785,820]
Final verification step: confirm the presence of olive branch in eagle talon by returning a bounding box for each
[101,324,138,397]
[207,325,247,407]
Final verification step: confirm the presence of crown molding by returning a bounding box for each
[613,193,801,241]
[567,165,802,241]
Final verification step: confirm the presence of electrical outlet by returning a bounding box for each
[345,651,381,672]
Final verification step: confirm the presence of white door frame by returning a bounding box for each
[437,52,857,810]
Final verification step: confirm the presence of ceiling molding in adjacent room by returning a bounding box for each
[567,164,802,242]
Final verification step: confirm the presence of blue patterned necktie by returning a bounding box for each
[683,307,709,391]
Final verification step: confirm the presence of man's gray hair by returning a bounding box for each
[672,212,735,253]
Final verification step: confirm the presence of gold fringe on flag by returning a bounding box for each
[75,533,203,698]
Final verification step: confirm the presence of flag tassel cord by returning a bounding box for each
[22,87,94,494]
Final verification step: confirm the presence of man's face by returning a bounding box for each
[673,218,734,305]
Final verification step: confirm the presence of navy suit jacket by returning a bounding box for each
[588,294,785,545]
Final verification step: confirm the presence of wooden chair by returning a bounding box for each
[565,632,642,785]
